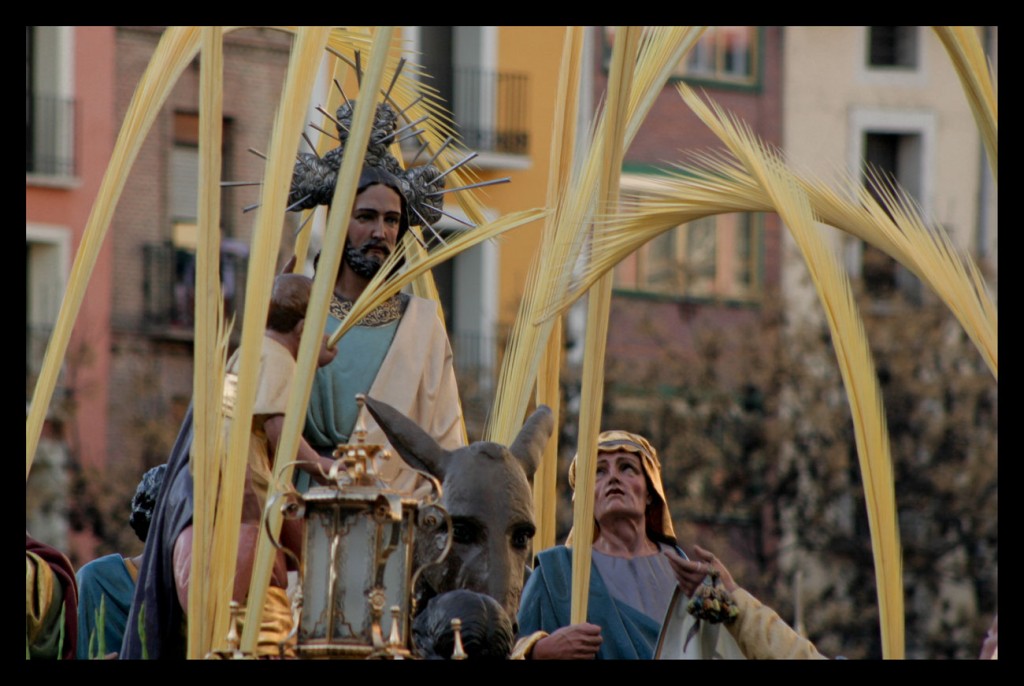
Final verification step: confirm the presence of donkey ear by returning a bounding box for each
[509,405,554,480]
[363,395,451,480]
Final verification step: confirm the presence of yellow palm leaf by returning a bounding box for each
[239,28,394,653]
[534,26,586,552]
[187,26,227,657]
[571,24,642,627]
[488,27,707,447]
[543,85,996,381]
[933,27,997,183]
[720,115,904,659]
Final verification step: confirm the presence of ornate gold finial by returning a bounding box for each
[353,394,368,442]
[388,605,403,647]
[331,394,392,487]
[206,600,251,659]
[450,618,467,660]
[226,600,242,652]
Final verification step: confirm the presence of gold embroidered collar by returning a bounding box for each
[330,292,405,327]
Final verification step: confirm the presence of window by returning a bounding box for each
[860,131,923,300]
[867,26,918,69]
[685,27,758,85]
[26,225,70,398]
[602,27,759,88]
[26,26,75,177]
[146,112,245,332]
[613,191,763,302]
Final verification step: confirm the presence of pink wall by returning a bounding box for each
[26,26,117,476]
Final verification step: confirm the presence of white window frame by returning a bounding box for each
[856,26,926,88]
[26,223,71,329]
[845,107,936,277]
[26,26,76,185]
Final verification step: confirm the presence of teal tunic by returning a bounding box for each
[298,311,399,491]
[76,554,135,659]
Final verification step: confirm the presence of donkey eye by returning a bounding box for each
[511,525,536,550]
[451,519,481,545]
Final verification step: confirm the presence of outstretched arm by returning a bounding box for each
[263,414,335,484]
[666,544,826,660]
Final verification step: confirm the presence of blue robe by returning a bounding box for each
[120,408,194,659]
[76,554,135,659]
[518,546,678,660]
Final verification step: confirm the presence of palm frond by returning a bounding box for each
[239,28,394,653]
[219,25,333,656]
[535,27,585,553]
[544,85,996,380]
[624,27,707,144]
[488,28,708,447]
[570,25,643,627]
[933,27,997,183]
[680,84,996,377]
[720,113,904,658]
[187,26,228,657]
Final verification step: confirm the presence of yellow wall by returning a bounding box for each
[487,26,566,331]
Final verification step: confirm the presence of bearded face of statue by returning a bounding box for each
[342,183,402,279]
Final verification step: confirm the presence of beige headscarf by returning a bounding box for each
[565,430,676,546]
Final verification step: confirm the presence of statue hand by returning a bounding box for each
[531,623,602,660]
[664,545,738,596]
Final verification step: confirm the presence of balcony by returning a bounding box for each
[26,91,76,178]
[452,67,529,157]
[410,64,529,166]
[142,240,248,338]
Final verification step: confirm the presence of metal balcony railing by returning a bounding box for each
[449,330,499,380]
[26,91,76,177]
[143,241,248,333]
[450,68,529,156]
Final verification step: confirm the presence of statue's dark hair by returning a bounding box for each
[412,590,514,660]
[129,463,168,543]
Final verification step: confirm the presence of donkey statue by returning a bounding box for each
[362,395,553,657]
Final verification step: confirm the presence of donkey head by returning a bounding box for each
[363,395,553,622]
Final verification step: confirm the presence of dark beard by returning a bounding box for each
[343,238,391,279]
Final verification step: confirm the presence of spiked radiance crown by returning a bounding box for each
[284,55,510,247]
